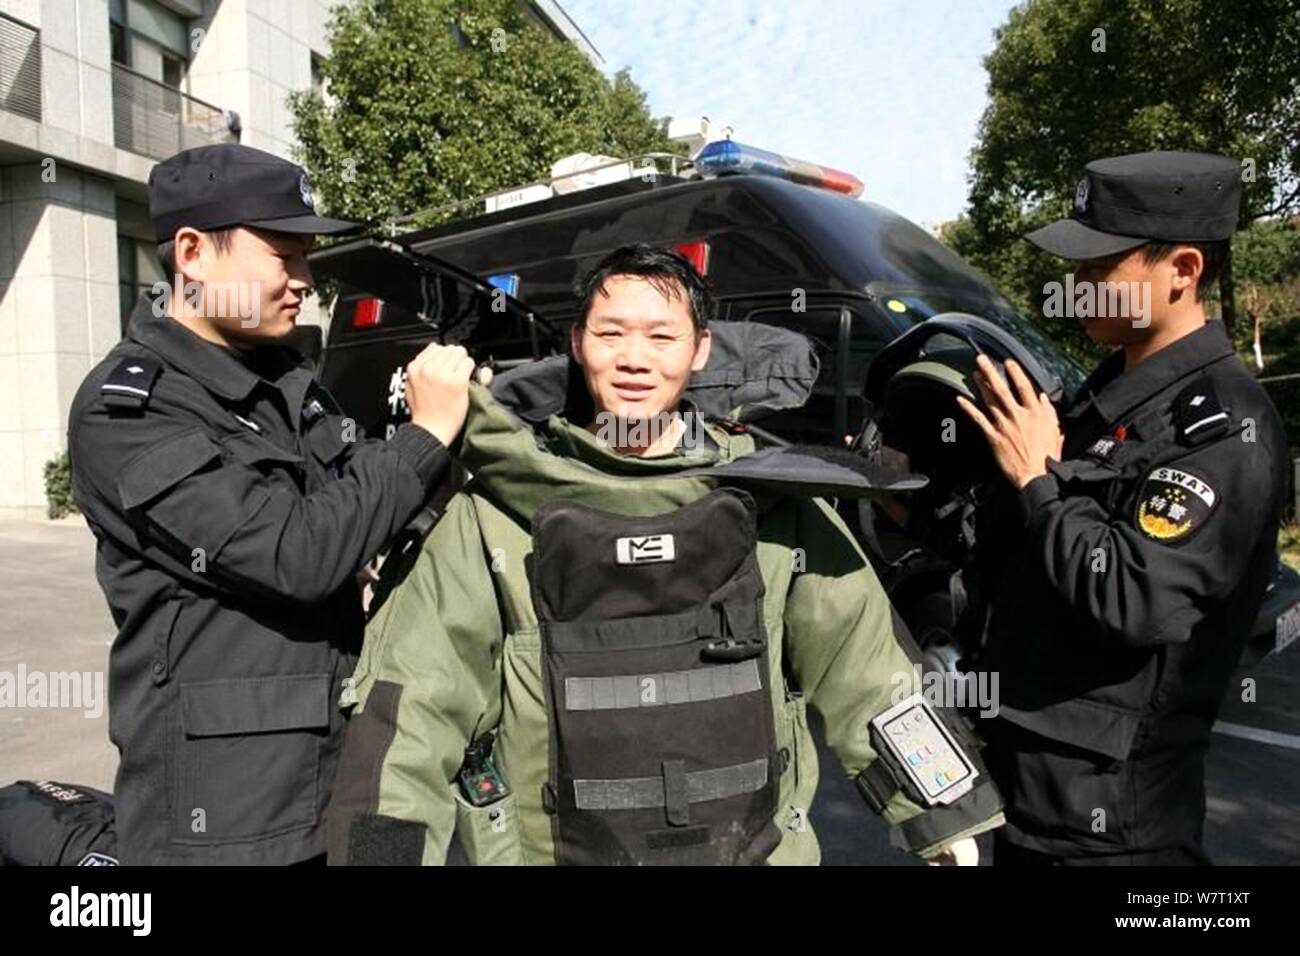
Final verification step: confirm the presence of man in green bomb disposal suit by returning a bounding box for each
[326,244,1005,865]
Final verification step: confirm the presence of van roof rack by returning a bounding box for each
[384,151,695,234]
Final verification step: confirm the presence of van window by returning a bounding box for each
[875,291,1086,395]
[741,306,891,443]
[331,280,495,343]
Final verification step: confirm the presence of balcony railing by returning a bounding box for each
[112,63,233,160]
[0,12,41,122]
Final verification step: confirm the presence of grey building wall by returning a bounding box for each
[1,0,129,518]
[0,0,332,517]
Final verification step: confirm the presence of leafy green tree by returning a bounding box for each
[1235,218,1300,289]
[288,0,680,230]
[941,211,1105,367]
[959,0,1300,340]
[1234,218,1300,358]
[1234,218,1300,452]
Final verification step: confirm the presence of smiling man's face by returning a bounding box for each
[571,273,711,424]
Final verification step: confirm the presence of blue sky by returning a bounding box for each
[563,0,1019,227]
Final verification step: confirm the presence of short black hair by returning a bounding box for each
[157,227,236,276]
[1139,239,1230,302]
[574,243,714,334]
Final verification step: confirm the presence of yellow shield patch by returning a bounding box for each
[1134,465,1217,543]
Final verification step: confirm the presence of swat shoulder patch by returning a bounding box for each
[101,356,162,412]
[1172,376,1230,446]
[1134,465,1218,543]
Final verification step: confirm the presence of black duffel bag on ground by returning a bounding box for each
[0,780,117,866]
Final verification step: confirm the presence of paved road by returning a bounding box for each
[2,516,1297,864]
[811,644,1300,865]
[0,518,118,794]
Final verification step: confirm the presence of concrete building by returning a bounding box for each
[0,0,598,517]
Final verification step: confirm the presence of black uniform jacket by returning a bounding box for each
[979,321,1287,856]
[68,297,448,864]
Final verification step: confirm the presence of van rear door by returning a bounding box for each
[309,237,558,438]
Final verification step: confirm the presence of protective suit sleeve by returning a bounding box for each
[325,494,503,865]
[782,498,1004,858]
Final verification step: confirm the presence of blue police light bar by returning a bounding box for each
[694,140,864,198]
[486,273,520,297]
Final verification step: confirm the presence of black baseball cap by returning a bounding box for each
[148,143,361,243]
[1025,151,1241,261]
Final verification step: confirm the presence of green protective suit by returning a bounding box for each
[326,371,1003,865]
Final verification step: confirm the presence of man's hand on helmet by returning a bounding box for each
[957,355,1063,489]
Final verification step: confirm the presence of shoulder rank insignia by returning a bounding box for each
[1173,377,1230,446]
[101,356,162,412]
[1134,465,1217,543]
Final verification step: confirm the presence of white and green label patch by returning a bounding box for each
[615,533,676,565]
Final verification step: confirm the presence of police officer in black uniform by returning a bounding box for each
[958,151,1288,865]
[68,143,480,864]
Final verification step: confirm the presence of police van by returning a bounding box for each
[309,139,1300,669]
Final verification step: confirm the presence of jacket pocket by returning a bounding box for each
[452,790,524,866]
[786,693,816,793]
[173,673,331,844]
[997,696,1144,762]
[150,597,187,687]
[763,692,820,865]
[118,428,221,511]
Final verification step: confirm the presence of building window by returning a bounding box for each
[124,0,187,56]
[118,235,166,331]
[161,52,182,88]
[110,0,189,82]
[117,235,137,327]
[110,22,128,65]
